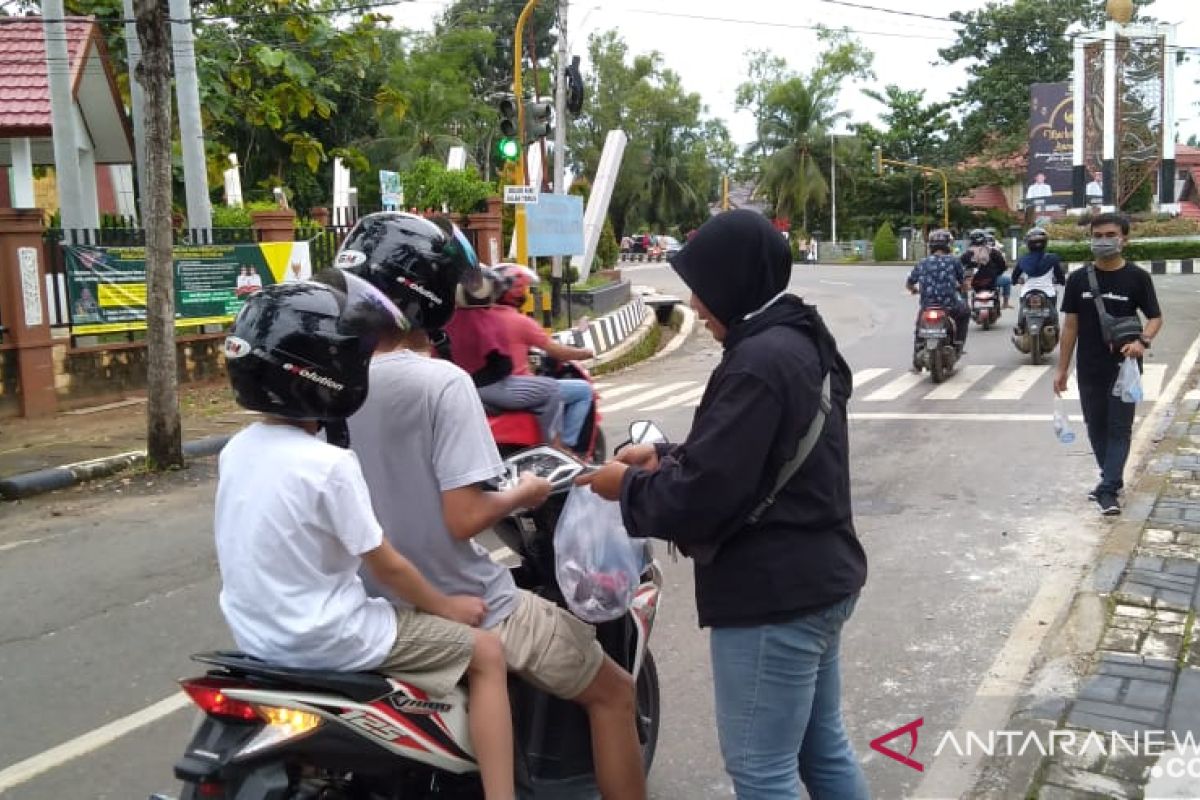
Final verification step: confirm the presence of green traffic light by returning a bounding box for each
[498,137,520,161]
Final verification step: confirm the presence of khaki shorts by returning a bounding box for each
[374,607,475,698]
[493,590,605,700]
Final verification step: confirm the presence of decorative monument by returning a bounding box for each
[1070,0,1179,214]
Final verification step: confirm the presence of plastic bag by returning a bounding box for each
[554,484,641,623]
[1052,397,1075,444]
[1112,357,1143,404]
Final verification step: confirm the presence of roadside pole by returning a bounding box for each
[550,0,569,314]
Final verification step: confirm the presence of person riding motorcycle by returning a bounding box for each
[1012,226,1065,334]
[907,228,968,365]
[986,231,1014,308]
[491,263,597,455]
[962,228,1009,308]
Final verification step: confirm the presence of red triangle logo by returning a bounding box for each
[870,717,924,772]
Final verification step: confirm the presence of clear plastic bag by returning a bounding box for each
[554,484,641,623]
[1052,397,1075,444]
[1112,357,1143,404]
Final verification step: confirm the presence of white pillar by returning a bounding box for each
[1071,34,1087,214]
[42,0,86,232]
[74,105,100,228]
[169,0,212,232]
[1102,23,1118,212]
[121,0,145,221]
[1160,23,1179,214]
[10,137,35,207]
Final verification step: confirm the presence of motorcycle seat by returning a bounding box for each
[191,650,396,702]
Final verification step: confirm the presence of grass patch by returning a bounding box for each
[570,275,615,292]
[593,323,661,377]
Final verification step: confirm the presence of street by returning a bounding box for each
[3,263,1199,799]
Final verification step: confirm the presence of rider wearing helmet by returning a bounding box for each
[217,278,516,799]
[335,220,649,798]
[1012,226,1065,333]
[492,263,597,455]
[986,230,1014,307]
[962,228,1009,301]
[907,228,969,364]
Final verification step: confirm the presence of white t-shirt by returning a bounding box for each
[348,350,518,629]
[215,422,397,671]
[1026,182,1053,199]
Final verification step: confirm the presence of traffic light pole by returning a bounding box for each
[551,0,569,314]
[512,0,541,266]
[875,147,950,229]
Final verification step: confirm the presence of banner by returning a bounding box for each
[1027,83,1074,210]
[64,241,311,335]
[526,193,584,257]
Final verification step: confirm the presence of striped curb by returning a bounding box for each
[1066,259,1198,275]
[551,297,651,356]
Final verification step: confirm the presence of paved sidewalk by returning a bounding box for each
[981,396,1200,799]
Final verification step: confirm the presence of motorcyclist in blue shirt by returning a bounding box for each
[1012,227,1066,334]
[906,229,968,369]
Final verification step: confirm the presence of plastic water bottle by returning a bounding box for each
[1053,398,1076,444]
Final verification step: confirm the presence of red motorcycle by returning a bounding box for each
[487,355,606,462]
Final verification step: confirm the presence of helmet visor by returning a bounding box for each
[339,271,410,337]
[447,225,487,298]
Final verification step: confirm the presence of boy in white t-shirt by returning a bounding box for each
[216,279,514,799]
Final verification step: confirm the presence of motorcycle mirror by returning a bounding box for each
[629,420,667,445]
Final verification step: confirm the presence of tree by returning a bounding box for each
[636,128,703,231]
[135,0,182,468]
[937,0,1151,158]
[735,49,790,161]
[855,86,953,165]
[872,221,898,262]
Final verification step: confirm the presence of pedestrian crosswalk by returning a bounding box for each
[591,362,1175,414]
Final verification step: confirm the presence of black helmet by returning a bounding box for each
[224,275,404,421]
[928,229,954,252]
[968,228,988,246]
[1025,226,1049,251]
[334,212,482,332]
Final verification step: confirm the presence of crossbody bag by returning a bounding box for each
[1085,265,1143,349]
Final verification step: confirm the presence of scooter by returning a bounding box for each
[487,354,605,461]
[1011,288,1059,365]
[970,287,1001,330]
[914,306,960,384]
[153,424,665,800]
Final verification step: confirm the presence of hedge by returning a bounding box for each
[1049,238,1200,262]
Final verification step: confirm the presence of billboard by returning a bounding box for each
[1026,83,1074,210]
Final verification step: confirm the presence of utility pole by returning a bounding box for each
[135,0,183,469]
[512,0,540,268]
[42,0,85,232]
[121,0,146,222]
[550,0,568,313]
[830,134,837,245]
[169,0,212,234]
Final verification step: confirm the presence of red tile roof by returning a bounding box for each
[1177,145,1200,168]
[0,17,99,136]
[960,184,1011,212]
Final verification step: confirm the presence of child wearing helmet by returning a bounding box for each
[216,277,515,799]
[492,263,597,456]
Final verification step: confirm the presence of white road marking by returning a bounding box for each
[596,383,651,400]
[850,412,1083,423]
[641,385,706,411]
[984,365,1050,401]
[592,381,614,392]
[1061,372,1080,400]
[820,279,853,287]
[852,368,890,390]
[1141,363,1168,402]
[864,371,925,402]
[1187,389,1200,402]
[922,365,994,401]
[602,381,698,413]
[0,693,191,791]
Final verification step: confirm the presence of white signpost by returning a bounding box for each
[571,130,628,281]
[504,185,539,205]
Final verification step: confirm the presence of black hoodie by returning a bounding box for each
[619,210,868,628]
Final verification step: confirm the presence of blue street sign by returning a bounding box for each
[526,193,584,257]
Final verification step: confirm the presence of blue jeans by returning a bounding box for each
[710,594,869,800]
[1078,372,1135,494]
[996,273,1013,302]
[558,378,593,449]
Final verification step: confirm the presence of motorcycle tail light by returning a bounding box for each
[181,678,261,722]
[236,706,323,759]
[924,310,943,322]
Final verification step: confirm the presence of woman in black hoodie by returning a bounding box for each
[580,210,869,799]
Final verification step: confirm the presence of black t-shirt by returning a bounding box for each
[1061,262,1161,380]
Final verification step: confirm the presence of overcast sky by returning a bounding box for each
[387,0,1200,146]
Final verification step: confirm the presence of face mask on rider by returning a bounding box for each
[1090,237,1123,260]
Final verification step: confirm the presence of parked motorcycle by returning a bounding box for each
[914,306,960,384]
[969,288,1001,330]
[488,354,605,462]
[1011,289,1059,365]
[154,425,664,800]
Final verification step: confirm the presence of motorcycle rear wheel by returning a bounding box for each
[638,651,661,772]
[930,348,946,384]
[1031,334,1043,365]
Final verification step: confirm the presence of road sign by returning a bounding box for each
[504,185,539,204]
[526,193,584,256]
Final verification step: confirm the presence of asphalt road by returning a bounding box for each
[2,263,1198,799]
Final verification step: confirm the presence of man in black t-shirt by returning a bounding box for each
[1054,213,1163,517]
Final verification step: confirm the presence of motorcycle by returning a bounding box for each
[154,424,664,800]
[1011,288,1059,365]
[914,306,960,384]
[969,287,1001,330]
[487,353,605,462]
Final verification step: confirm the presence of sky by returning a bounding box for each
[385,0,1200,147]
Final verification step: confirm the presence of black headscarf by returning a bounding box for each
[667,210,792,327]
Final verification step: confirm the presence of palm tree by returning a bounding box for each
[636,128,702,230]
[755,77,848,231]
[359,83,472,173]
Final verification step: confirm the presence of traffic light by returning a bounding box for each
[873,146,883,176]
[497,95,520,162]
[524,100,553,143]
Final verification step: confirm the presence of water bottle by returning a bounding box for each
[1053,398,1076,444]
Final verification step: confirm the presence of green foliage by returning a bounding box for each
[597,217,620,269]
[211,205,253,228]
[1049,238,1200,262]
[398,159,493,214]
[872,221,899,262]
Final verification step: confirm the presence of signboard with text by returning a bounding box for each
[1026,83,1074,209]
[504,185,539,204]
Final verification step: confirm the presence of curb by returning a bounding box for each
[0,434,231,501]
[646,304,696,363]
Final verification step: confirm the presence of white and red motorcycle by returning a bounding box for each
[154,428,664,800]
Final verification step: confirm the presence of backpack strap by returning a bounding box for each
[1085,264,1114,345]
[746,371,832,525]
